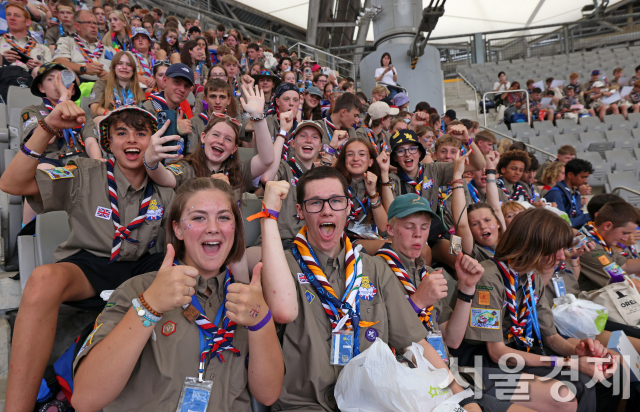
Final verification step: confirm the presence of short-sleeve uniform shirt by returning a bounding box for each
[53,35,114,81]
[272,244,428,411]
[578,242,627,292]
[389,161,454,210]
[73,270,250,412]
[26,158,174,262]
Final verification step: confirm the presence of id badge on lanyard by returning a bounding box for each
[552,274,566,297]
[330,330,354,366]
[427,330,448,363]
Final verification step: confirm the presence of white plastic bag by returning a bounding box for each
[552,294,608,339]
[335,339,453,412]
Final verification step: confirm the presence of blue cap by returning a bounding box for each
[165,63,194,86]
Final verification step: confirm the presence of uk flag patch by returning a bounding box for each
[95,206,112,220]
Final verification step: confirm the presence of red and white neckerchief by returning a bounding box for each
[131,48,154,77]
[106,158,153,263]
[3,33,36,56]
[73,33,104,63]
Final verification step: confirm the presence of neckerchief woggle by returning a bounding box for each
[291,227,375,357]
[42,98,83,150]
[173,261,240,378]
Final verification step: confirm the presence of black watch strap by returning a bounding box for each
[457,289,474,303]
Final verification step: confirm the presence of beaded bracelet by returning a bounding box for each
[139,292,163,317]
[20,143,45,160]
[143,154,159,170]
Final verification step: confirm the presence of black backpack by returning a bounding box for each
[0,66,32,104]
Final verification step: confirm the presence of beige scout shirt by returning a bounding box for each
[166,159,256,204]
[27,158,174,262]
[578,242,627,292]
[0,33,51,66]
[73,270,250,412]
[21,102,98,160]
[272,245,428,411]
[53,35,114,81]
[355,127,390,155]
[457,260,557,346]
[389,161,454,210]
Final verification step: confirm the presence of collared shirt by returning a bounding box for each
[21,101,98,159]
[389,161,454,210]
[578,241,627,292]
[27,158,174,262]
[273,243,427,411]
[456,260,557,346]
[73,270,251,412]
[0,32,51,66]
[53,35,114,81]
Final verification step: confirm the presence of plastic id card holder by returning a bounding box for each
[330,330,354,366]
[427,330,448,362]
[604,262,626,284]
[552,276,566,297]
[176,377,213,412]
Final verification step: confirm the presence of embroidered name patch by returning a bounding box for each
[167,164,183,175]
[145,199,164,220]
[305,290,315,304]
[43,167,74,180]
[95,206,112,220]
[470,308,500,329]
[297,272,309,284]
[359,276,377,300]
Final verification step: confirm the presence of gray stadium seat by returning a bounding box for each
[554,134,584,152]
[604,114,633,131]
[606,171,640,207]
[556,119,585,138]
[579,116,608,135]
[510,123,535,143]
[242,198,263,248]
[532,121,556,137]
[605,149,637,173]
[605,129,637,151]
[578,151,610,187]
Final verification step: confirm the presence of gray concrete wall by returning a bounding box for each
[360,44,444,114]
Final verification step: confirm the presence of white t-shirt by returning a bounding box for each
[375,67,396,86]
[494,81,511,92]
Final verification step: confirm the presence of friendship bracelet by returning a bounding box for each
[37,118,58,136]
[246,201,279,221]
[139,292,163,317]
[143,154,159,170]
[247,309,272,331]
[20,143,45,160]
[407,296,422,314]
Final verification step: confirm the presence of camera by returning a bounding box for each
[449,235,462,255]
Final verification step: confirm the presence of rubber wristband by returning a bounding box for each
[247,309,271,331]
[457,289,474,303]
[407,296,422,314]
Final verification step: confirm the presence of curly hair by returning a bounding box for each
[496,149,531,173]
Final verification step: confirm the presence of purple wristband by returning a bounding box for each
[407,296,422,314]
[247,309,271,331]
[267,209,279,219]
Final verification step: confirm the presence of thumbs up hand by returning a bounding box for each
[143,244,199,313]
[226,262,270,327]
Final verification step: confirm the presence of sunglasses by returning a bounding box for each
[212,112,241,126]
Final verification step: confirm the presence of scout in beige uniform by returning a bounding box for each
[454,208,617,412]
[0,105,175,412]
[577,201,640,292]
[53,10,114,82]
[143,83,274,204]
[355,100,396,156]
[72,178,284,412]
[0,4,51,70]
[260,168,486,412]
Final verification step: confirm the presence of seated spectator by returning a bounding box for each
[621,79,640,116]
[536,144,575,181]
[496,149,533,202]
[371,83,389,103]
[0,105,175,412]
[475,129,497,155]
[90,51,145,124]
[543,158,592,228]
[555,85,588,119]
[578,201,640,292]
[539,160,565,198]
[104,10,131,52]
[586,80,619,120]
[190,79,241,145]
[356,101,396,155]
[44,0,75,53]
[157,27,180,61]
[300,85,323,121]
[501,200,526,226]
[53,10,114,82]
[129,27,155,89]
[524,87,554,122]
[0,3,50,73]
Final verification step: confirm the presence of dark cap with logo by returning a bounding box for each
[165,63,194,86]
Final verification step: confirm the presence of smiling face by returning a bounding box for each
[173,189,236,278]
[114,53,134,81]
[206,89,230,113]
[468,208,500,247]
[501,160,525,184]
[388,213,431,260]
[109,121,152,170]
[292,126,321,163]
[202,121,238,166]
[276,90,300,112]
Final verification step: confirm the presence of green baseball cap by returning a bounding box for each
[387,194,440,221]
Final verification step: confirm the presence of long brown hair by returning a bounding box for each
[166,177,245,266]
[203,79,238,118]
[182,117,243,192]
[494,208,572,273]
[99,51,145,110]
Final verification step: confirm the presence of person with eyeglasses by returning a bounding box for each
[53,10,114,82]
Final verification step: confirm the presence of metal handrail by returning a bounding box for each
[456,73,478,119]
[479,126,557,159]
[612,186,640,197]
[482,89,531,127]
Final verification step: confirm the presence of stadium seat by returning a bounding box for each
[605,129,636,152]
[554,134,584,152]
[556,119,585,138]
[579,116,608,136]
[605,149,637,173]
[604,114,633,131]
[510,123,535,143]
[578,151,610,187]
[242,198,263,248]
[532,121,556,137]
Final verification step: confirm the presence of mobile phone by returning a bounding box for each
[157,110,181,156]
[11,47,31,64]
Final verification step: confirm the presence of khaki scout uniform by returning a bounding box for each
[578,242,627,292]
[26,158,174,262]
[389,161,454,210]
[53,35,114,81]
[272,244,428,411]
[73,270,251,412]
[0,33,51,66]
[21,102,98,161]
[457,260,557,347]
[165,159,256,203]
[44,26,75,48]
[355,127,390,155]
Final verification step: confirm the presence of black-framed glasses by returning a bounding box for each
[153,60,170,67]
[395,145,420,157]
[303,196,349,213]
